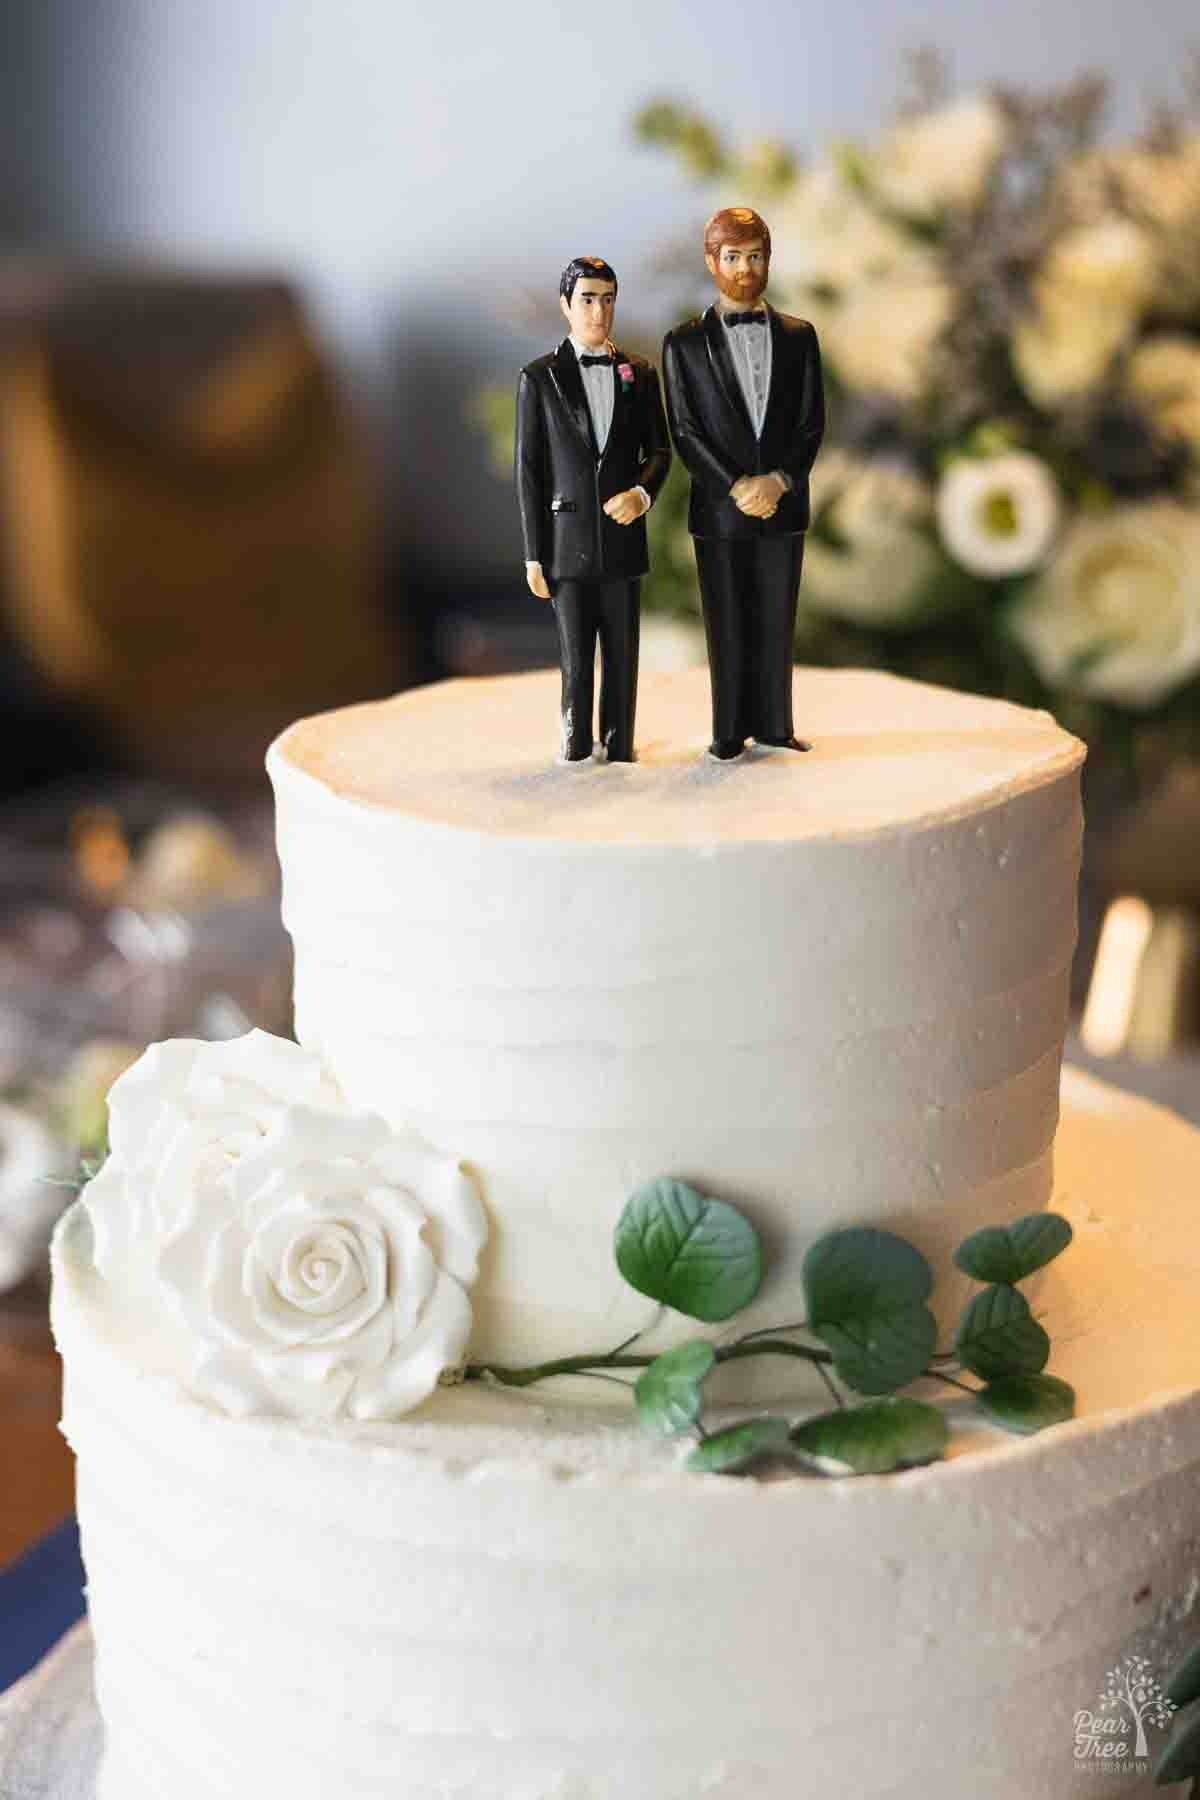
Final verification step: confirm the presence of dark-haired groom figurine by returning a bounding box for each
[516,257,671,762]
[662,208,825,759]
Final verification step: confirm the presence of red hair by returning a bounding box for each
[703,207,771,262]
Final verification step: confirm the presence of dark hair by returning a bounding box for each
[560,256,619,303]
[703,207,771,263]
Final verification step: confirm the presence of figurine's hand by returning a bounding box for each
[603,489,648,527]
[525,561,551,600]
[731,473,787,519]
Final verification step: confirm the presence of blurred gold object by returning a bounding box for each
[1080,763,1200,1057]
[1082,898,1200,1059]
[122,814,265,910]
[69,805,131,897]
[0,265,401,790]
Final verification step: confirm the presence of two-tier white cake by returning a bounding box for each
[52,667,1200,1798]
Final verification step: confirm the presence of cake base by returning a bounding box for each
[53,1068,1200,1799]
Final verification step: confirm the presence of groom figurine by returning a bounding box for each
[516,256,671,762]
[662,208,824,759]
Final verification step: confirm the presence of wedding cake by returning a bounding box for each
[51,667,1200,1798]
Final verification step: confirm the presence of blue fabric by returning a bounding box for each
[0,1516,86,1692]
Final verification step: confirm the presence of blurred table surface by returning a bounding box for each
[0,1039,1198,1574]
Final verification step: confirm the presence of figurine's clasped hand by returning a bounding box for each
[731,472,787,519]
[603,489,650,527]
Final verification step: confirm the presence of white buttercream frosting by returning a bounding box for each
[81,1029,486,1420]
[269,667,1086,1385]
[52,1073,1200,1799]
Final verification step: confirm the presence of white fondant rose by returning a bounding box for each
[1008,502,1200,709]
[83,1030,486,1420]
[935,451,1062,579]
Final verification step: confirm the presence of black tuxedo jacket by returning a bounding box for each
[661,306,824,540]
[515,342,671,582]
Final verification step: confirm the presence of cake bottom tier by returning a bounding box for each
[53,1068,1200,1800]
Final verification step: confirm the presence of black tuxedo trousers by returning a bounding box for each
[694,536,804,746]
[551,578,640,762]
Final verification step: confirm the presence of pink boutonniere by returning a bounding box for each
[618,362,635,390]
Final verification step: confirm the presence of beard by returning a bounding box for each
[713,264,768,305]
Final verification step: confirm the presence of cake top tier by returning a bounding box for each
[271,667,1084,847]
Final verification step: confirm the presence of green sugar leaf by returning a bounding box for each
[954,1213,1073,1284]
[802,1227,937,1394]
[812,1308,938,1396]
[804,1226,933,1311]
[1167,1641,1200,1710]
[955,1284,1050,1380]
[685,1416,794,1475]
[976,1373,1075,1436]
[634,1341,716,1437]
[615,1179,763,1322]
[788,1398,949,1477]
[1154,1703,1200,1785]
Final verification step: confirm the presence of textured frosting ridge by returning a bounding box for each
[270,668,1085,1377]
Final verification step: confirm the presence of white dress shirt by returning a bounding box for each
[721,308,772,438]
[568,337,650,519]
[718,306,791,498]
[570,336,616,454]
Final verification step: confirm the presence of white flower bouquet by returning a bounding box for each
[636,60,1200,762]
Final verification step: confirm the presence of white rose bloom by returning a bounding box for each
[1011,290,1133,409]
[1012,220,1158,408]
[763,161,924,305]
[1008,502,1200,709]
[804,451,942,627]
[936,452,1062,578]
[1062,138,1200,237]
[83,1030,487,1421]
[1127,336,1200,451]
[823,273,955,401]
[869,94,1008,220]
[1044,219,1158,310]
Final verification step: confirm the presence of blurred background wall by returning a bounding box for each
[2,0,1194,599]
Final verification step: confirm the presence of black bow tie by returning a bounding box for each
[724,310,765,328]
[579,353,612,367]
